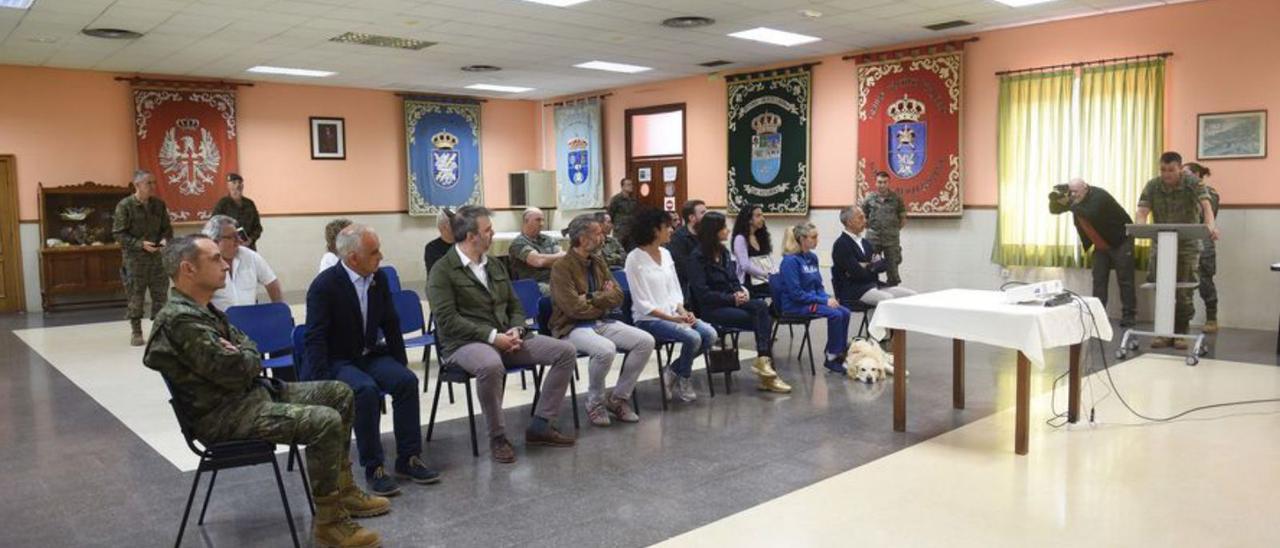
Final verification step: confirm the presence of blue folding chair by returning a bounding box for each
[392,289,436,388]
[226,302,295,376]
[768,273,819,375]
[379,265,402,293]
[511,278,545,388]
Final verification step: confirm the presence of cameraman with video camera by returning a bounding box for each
[1049,178,1137,327]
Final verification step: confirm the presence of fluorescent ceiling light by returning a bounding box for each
[574,60,652,74]
[247,65,335,77]
[728,27,821,47]
[0,0,36,9]
[465,83,533,93]
[520,0,592,6]
[993,0,1057,6]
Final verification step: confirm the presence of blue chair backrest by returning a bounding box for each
[512,279,542,327]
[612,270,634,324]
[393,289,426,335]
[226,302,295,355]
[380,265,402,293]
[536,296,554,336]
[291,324,312,380]
[612,270,629,292]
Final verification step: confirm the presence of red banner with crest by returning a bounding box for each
[856,46,964,216]
[132,85,238,223]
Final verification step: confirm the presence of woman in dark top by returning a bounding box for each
[732,205,775,299]
[688,212,791,394]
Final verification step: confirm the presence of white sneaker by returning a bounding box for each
[676,376,697,402]
[662,370,677,401]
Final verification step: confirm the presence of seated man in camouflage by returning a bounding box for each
[509,207,565,295]
[144,235,388,548]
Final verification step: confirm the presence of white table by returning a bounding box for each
[869,289,1112,455]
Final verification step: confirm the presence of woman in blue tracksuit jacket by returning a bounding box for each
[776,222,852,374]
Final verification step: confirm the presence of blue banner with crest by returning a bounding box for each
[405,98,482,216]
[554,98,603,210]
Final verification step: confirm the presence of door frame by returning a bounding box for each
[0,155,27,313]
[624,103,687,211]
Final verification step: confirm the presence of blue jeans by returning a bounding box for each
[636,319,717,378]
[701,299,772,357]
[332,355,421,471]
[783,303,851,357]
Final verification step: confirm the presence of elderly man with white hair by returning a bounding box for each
[1050,177,1137,327]
[508,207,565,295]
[202,215,284,311]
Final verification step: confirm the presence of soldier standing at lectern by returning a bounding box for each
[861,170,907,286]
[1135,152,1220,349]
[113,169,173,346]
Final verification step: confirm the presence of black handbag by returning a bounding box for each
[706,346,740,373]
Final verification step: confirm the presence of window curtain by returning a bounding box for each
[992,59,1165,268]
[992,70,1078,267]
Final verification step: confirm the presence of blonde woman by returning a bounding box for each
[776,222,852,374]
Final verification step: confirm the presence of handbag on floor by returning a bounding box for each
[706,346,740,373]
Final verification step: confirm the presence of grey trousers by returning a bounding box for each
[446,335,577,439]
[566,322,655,405]
[859,286,917,306]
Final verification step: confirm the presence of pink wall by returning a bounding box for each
[0,66,540,220]
[543,0,1280,208]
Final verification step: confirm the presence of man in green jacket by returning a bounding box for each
[427,205,578,464]
[113,169,174,346]
[144,235,387,547]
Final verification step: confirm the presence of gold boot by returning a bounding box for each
[314,491,383,548]
[751,356,778,378]
[757,375,792,394]
[338,463,391,518]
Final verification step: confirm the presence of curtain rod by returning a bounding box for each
[395,92,487,103]
[995,51,1172,76]
[115,76,252,89]
[842,37,978,62]
[543,92,612,108]
[723,62,820,83]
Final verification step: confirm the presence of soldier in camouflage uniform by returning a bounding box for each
[509,207,566,295]
[1136,152,1221,349]
[861,170,908,286]
[593,211,626,269]
[144,234,387,548]
[113,170,174,346]
[607,177,638,250]
[1184,163,1221,333]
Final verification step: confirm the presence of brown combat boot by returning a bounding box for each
[1150,337,1172,349]
[1202,320,1219,334]
[129,320,144,347]
[314,491,382,548]
[338,463,391,518]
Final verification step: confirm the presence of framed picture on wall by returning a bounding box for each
[310,117,346,160]
[1197,110,1267,160]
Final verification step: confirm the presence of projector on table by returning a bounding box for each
[1002,280,1070,306]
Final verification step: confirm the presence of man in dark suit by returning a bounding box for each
[305,224,439,497]
[832,206,916,309]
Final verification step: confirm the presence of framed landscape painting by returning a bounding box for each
[1197,110,1266,160]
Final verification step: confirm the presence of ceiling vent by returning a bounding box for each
[923,20,972,31]
[82,28,143,39]
[330,32,434,50]
[662,16,715,29]
[698,60,732,68]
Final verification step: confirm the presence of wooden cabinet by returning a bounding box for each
[38,182,133,311]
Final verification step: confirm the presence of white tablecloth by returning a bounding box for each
[868,289,1113,368]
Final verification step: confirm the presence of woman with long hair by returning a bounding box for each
[1184,162,1221,332]
[777,222,852,374]
[624,207,717,402]
[690,212,791,393]
[732,205,776,299]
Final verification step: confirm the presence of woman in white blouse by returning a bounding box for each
[624,207,716,402]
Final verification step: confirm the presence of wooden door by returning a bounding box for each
[0,156,25,312]
[625,104,686,214]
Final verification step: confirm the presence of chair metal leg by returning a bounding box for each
[704,350,715,398]
[447,381,455,404]
[421,346,432,392]
[197,469,218,525]
[175,468,203,548]
[464,381,479,457]
[270,456,302,548]
[286,445,295,472]
[292,446,315,515]
[529,367,543,416]
[656,345,670,411]
[521,369,528,390]
[803,323,816,375]
[427,374,445,442]
[568,373,580,429]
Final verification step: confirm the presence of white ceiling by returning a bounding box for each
[0,0,1193,99]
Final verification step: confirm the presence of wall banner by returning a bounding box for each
[554,98,604,210]
[132,87,239,222]
[405,97,483,216]
[727,65,811,215]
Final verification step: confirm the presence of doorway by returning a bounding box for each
[0,155,26,313]
[625,104,686,213]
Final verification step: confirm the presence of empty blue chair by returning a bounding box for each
[226,302,295,373]
[511,279,542,332]
[379,265,402,293]
[392,289,436,386]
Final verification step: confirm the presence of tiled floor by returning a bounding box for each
[1,301,1276,547]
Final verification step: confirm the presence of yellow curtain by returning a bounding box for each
[993,60,1165,268]
[1077,60,1164,268]
[992,70,1078,267]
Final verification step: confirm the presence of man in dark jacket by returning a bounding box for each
[306,224,439,496]
[832,207,916,308]
[665,199,706,302]
[428,205,578,464]
[1050,178,1136,327]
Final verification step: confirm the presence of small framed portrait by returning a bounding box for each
[637,167,652,182]
[310,117,346,160]
[1197,110,1267,160]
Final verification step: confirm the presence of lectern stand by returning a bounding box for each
[1118,223,1210,365]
